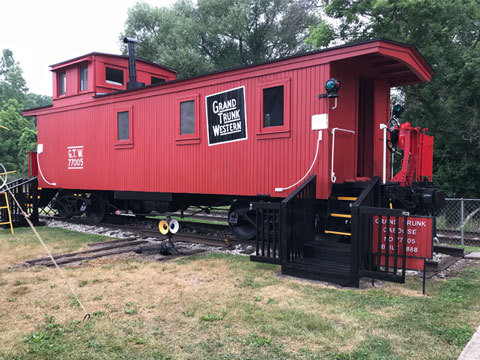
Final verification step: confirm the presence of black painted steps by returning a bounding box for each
[282,257,353,286]
[327,199,355,213]
[331,181,370,196]
[325,216,351,233]
[303,239,351,264]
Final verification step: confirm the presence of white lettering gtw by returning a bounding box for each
[67,146,84,170]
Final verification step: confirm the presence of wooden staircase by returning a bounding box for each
[250,176,399,288]
[282,180,370,286]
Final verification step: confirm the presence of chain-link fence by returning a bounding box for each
[436,198,480,247]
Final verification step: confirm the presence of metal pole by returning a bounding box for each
[460,198,464,246]
[423,259,426,295]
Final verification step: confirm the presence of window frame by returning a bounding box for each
[256,78,291,139]
[58,71,66,97]
[151,76,166,85]
[175,94,200,145]
[79,65,88,92]
[114,106,134,149]
[105,65,125,88]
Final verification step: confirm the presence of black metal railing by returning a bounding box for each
[0,177,39,227]
[351,176,408,285]
[350,177,380,285]
[281,175,316,264]
[250,202,282,264]
[356,207,408,283]
[250,175,316,266]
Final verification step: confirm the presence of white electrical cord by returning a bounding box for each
[37,153,56,186]
[0,163,8,189]
[275,131,322,192]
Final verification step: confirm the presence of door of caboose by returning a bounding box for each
[357,78,375,178]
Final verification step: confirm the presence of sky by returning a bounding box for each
[0,0,175,96]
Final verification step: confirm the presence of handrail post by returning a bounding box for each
[279,175,316,268]
[351,177,380,287]
[351,204,360,287]
[460,198,464,246]
[31,178,39,225]
[280,201,288,266]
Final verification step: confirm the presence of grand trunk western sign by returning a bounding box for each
[205,86,247,146]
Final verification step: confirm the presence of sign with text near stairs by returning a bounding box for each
[372,216,433,270]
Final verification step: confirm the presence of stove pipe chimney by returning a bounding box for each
[123,37,145,90]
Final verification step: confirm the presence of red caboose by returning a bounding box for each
[24,39,444,286]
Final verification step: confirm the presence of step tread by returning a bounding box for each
[334,196,358,201]
[330,213,352,218]
[289,257,351,274]
[325,216,351,230]
[326,199,355,213]
[282,265,354,286]
[305,239,351,249]
[303,241,352,263]
[325,230,351,236]
[332,184,368,192]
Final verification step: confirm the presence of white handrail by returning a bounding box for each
[380,124,388,184]
[331,127,355,183]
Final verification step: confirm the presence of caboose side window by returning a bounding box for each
[256,78,291,139]
[106,67,124,86]
[80,66,88,91]
[117,111,129,141]
[175,94,200,145]
[263,85,284,127]
[180,100,195,135]
[151,76,166,85]
[58,72,66,96]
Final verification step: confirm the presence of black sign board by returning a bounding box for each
[205,86,247,146]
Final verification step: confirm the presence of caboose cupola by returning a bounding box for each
[48,51,176,105]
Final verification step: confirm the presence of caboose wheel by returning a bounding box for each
[86,194,108,223]
[228,200,256,240]
[54,192,75,219]
[56,197,73,219]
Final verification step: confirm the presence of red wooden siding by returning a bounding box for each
[36,63,331,198]
[26,40,433,200]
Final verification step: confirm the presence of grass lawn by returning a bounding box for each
[1,227,480,359]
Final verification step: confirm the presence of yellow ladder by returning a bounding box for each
[0,192,14,234]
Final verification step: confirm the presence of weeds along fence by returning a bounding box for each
[436,198,480,247]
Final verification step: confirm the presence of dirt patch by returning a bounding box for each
[435,258,480,278]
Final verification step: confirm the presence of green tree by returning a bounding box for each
[0,49,49,176]
[0,99,35,175]
[308,0,480,197]
[122,0,321,78]
[24,93,52,110]
[0,49,28,106]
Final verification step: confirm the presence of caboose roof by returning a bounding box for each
[24,38,433,115]
[188,38,433,82]
[93,38,433,98]
[49,52,177,74]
